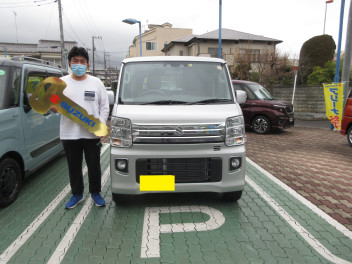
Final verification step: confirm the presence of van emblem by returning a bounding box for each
[175,125,183,136]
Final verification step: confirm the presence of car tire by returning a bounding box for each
[252,115,271,134]
[0,158,22,208]
[347,126,352,147]
[112,193,129,205]
[222,191,242,202]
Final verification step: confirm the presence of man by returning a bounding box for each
[54,46,109,209]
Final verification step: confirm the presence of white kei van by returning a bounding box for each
[110,56,247,203]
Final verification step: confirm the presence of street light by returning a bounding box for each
[123,18,142,57]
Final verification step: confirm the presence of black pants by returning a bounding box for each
[62,139,102,195]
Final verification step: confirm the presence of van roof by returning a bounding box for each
[0,57,68,74]
[122,56,226,64]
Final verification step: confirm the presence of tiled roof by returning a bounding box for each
[0,40,78,53]
[199,28,282,43]
[172,34,199,43]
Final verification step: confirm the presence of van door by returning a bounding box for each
[0,66,26,158]
[21,66,62,172]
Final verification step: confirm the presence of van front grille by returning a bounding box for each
[132,123,225,144]
[136,158,222,183]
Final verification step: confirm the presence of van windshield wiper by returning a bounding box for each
[187,98,232,105]
[141,100,188,105]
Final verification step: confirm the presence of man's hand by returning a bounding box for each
[50,106,59,113]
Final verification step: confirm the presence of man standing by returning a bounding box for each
[57,46,109,209]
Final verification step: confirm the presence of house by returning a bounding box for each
[0,39,78,68]
[126,22,192,57]
[162,28,282,72]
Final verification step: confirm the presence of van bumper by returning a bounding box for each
[110,143,246,195]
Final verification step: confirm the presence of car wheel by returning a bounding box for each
[112,193,129,205]
[0,158,22,208]
[347,126,352,147]
[252,116,271,134]
[222,191,242,202]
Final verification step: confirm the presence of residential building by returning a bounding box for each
[0,39,78,68]
[162,28,282,73]
[0,39,119,82]
[126,22,192,57]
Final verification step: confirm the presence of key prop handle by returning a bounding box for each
[29,76,108,137]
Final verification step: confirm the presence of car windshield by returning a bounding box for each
[0,66,9,110]
[246,83,273,100]
[118,61,233,104]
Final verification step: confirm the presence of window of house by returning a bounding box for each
[146,42,157,51]
[179,50,183,56]
[239,49,260,62]
[208,48,219,58]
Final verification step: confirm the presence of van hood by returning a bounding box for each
[249,99,293,107]
[113,104,242,124]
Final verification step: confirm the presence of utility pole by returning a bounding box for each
[13,11,18,43]
[104,51,107,85]
[57,0,66,69]
[342,0,352,106]
[92,36,101,76]
[218,0,222,58]
[92,36,95,76]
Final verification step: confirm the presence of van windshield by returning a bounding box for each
[246,83,273,100]
[0,66,9,110]
[118,61,233,104]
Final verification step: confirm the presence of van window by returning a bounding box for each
[119,61,233,104]
[247,84,273,100]
[0,66,9,110]
[9,68,21,107]
[24,71,47,102]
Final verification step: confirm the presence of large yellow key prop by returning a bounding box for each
[29,76,108,137]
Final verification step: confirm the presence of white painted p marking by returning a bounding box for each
[141,205,225,258]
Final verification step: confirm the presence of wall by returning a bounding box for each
[128,27,192,58]
[267,85,351,120]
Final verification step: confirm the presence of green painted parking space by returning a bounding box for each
[0,144,351,264]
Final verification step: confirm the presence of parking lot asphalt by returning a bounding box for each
[245,122,352,232]
[103,118,352,232]
[1,121,352,263]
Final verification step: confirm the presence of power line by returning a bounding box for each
[44,2,55,39]
[62,11,87,46]
[0,0,56,8]
[72,0,98,38]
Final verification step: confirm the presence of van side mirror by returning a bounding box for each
[236,90,247,104]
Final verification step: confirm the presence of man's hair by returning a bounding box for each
[68,46,89,63]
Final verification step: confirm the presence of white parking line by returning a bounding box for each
[247,157,352,240]
[141,206,225,258]
[246,158,352,264]
[0,144,109,264]
[47,166,110,264]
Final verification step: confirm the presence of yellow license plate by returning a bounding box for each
[140,175,175,191]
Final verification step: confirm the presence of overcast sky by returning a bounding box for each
[0,0,351,68]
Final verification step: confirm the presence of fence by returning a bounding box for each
[267,85,351,120]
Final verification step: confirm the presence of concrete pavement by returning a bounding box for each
[245,124,352,232]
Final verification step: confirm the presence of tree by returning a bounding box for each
[307,60,335,85]
[298,35,336,84]
[307,59,352,85]
[231,49,294,88]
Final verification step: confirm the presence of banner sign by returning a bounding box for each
[29,77,108,137]
[323,83,344,130]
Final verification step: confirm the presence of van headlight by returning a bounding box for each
[225,116,246,146]
[273,105,286,113]
[110,117,132,147]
